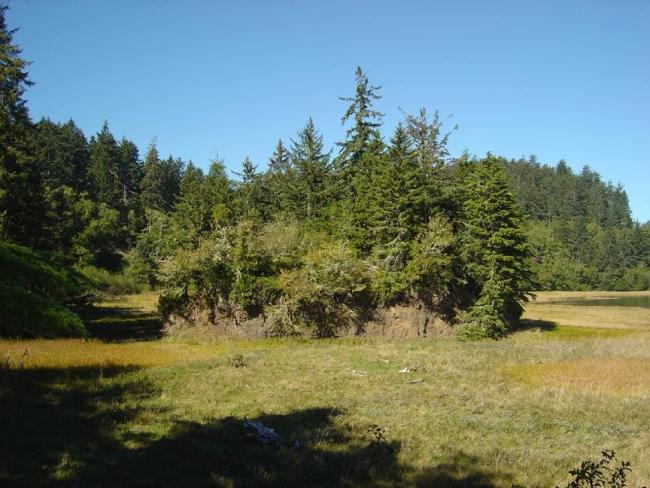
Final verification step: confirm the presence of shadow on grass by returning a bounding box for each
[513,319,558,333]
[1,367,511,487]
[0,365,152,487]
[81,305,163,342]
[78,408,508,487]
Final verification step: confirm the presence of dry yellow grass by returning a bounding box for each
[506,357,650,396]
[0,339,212,369]
[523,290,650,330]
[2,290,650,486]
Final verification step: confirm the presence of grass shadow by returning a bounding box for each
[513,319,558,333]
[81,305,163,342]
[1,365,511,487]
[0,365,154,487]
[76,407,508,487]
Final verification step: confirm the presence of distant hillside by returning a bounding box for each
[502,157,650,290]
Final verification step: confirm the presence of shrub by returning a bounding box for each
[80,265,143,296]
[279,241,372,337]
[556,450,637,488]
[0,241,87,337]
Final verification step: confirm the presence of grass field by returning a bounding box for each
[1,291,649,487]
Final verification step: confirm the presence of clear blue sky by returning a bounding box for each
[7,0,649,222]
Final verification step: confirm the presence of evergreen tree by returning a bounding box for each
[234,157,269,221]
[171,162,206,246]
[0,6,48,247]
[265,139,292,214]
[334,67,383,184]
[32,118,90,192]
[457,155,534,337]
[140,141,165,210]
[88,122,122,205]
[289,117,330,220]
[204,159,233,229]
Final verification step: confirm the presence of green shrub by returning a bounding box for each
[0,284,86,338]
[279,241,372,337]
[80,265,143,296]
[556,449,634,488]
[0,241,88,338]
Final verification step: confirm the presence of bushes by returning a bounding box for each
[80,265,144,296]
[0,284,86,338]
[277,241,372,337]
[0,241,88,337]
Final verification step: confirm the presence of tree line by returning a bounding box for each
[1,6,648,338]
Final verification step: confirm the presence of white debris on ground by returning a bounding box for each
[243,420,280,445]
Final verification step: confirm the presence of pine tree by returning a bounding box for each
[171,162,206,247]
[289,117,330,220]
[32,118,90,192]
[457,155,534,338]
[265,139,292,214]
[140,141,165,210]
[88,122,122,205]
[234,157,269,221]
[204,159,232,229]
[0,5,48,247]
[334,67,383,184]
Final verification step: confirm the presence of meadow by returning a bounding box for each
[1,291,649,487]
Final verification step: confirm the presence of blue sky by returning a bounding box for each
[7,0,649,221]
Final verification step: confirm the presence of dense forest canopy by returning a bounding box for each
[1,7,648,339]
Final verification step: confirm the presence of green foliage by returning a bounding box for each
[79,265,143,296]
[455,156,534,338]
[278,241,372,337]
[0,15,646,343]
[0,241,87,337]
[557,450,634,488]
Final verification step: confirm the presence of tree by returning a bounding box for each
[334,67,383,184]
[234,157,269,221]
[140,141,183,212]
[0,5,48,247]
[289,118,330,220]
[32,118,90,192]
[88,122,121,204]
[456,155,534,338]
[265,139,292,214]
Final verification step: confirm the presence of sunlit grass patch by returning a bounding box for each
[0,337,308,370]
[95,291,160,312]
[523,303,650,330]
[0,339,210,369]
[511,325,636,341]
[506,357,650,396]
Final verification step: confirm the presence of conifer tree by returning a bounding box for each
[203,159,232,229]
[88,122,122,205]
[32,118,90,192]
[265,139,292,214]
[457,155,533,338]
[289,118,330,220]
[335,67,383,183]
[234,157,269,221]
[140,141,165,210]
[0,6,48,247]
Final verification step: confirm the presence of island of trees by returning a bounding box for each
[1,6,648,340]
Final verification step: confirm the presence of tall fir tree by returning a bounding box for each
[289,117,330,220]
[334,67,383,185]
[265,139,292,214]
[457,155,534,337]
[0,5,48,247]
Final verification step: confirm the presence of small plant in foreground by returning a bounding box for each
[228,353,247,368]
[556,449,641,488]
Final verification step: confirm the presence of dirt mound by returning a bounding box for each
[163,304,452,339]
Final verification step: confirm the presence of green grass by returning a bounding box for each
[1,292,649,486]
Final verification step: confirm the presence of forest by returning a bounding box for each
[1,6,649,341]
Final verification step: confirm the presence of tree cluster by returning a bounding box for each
[2,7,647,339]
